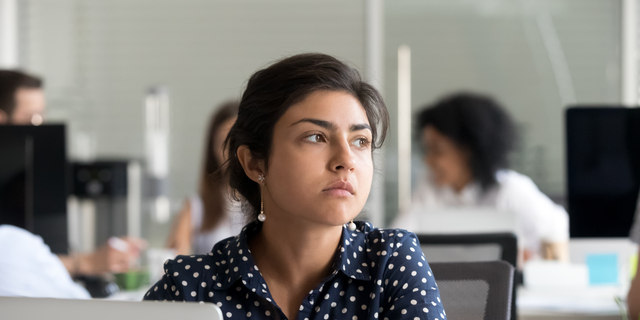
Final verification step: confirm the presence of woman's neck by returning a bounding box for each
[248,214,343,318]
[250,215,342,285]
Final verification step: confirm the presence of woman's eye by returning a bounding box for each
[352,138,370,148]
[305,134,325,143]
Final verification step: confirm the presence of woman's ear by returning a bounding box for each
[236,145,266,183]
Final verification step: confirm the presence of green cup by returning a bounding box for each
[114,269,149,291]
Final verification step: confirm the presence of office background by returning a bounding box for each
[4,0,627,245]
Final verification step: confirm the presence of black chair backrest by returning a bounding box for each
[430,261,514,320]
[417,233,517,267]
[417,233,518,320]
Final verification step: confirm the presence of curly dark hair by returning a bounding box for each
[416,92,517,190]
[223,53,389,220]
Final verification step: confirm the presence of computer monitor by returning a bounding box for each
[566,107,640,238]
[0,124,68,253]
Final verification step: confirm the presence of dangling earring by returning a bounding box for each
[348,220,356,231]
[257,174,266,222]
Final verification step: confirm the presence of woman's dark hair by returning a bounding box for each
[0,70,43,120]
[416,92,516,190]
[224,53,389,220]
[199,101,239,231]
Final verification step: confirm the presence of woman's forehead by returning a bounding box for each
[281,90,370,128]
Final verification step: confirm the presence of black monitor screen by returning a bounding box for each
[0,124,68,253]
[566,107,640,238]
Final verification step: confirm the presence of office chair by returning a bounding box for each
[430,261,514,320]
[417,233,518,320]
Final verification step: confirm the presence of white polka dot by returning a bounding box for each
[411,299,417,305]
[191,291,196,297]
[265,310,271,316]
[254,301,259,307]
[350,296,356,302]
[361,304,367,310]
[401,309,407,314]
[406,255,412,260]
[208,292,213,297]
[226,312,232,318]
[388,264,394,270]
[182,281,187,286]
[331,302,337,307]
[205,265,210,270]
[185,265,191,270]
[246,312,251,317]
[402,283,408,290]
[193,272,199,278]
[173,272,179,277]
[342,308,348,314]
[393,280,398,286]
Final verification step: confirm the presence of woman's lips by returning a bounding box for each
[323,180,355,197]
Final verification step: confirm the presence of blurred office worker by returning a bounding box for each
[166,101,244,255]
[0,70,144,298]
[394,93,569,261]
[144,53,447,319]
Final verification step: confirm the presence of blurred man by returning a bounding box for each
[0,70,45,125]
[0,69,145,298]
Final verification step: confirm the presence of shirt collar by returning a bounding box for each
[210,222,262,292]
[333,221,372,281]
[212,220,373,292]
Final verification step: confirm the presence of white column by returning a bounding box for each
[0,0,18,68]
[622,0,639,106]
[397,45,411,214]
[363,0,385,227]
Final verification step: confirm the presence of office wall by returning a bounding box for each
[21,0,366,230]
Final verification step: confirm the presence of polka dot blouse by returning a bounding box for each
[144,221,447,320]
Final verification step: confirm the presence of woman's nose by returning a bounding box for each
[330,140,356,172]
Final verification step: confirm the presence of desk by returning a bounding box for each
[518,287,623,320]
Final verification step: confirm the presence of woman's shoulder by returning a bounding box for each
[352,222,424,267]
[496,169,540,191]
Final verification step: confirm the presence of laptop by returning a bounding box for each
[0,296,224,320]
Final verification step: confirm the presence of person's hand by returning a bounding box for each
[80,237,147,275]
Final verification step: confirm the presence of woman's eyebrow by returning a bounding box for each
[291,118,371,133]
[291,118,336,130]
[350,123,372,132]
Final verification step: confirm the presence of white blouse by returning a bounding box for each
[394,169,569,253]
[189,194,245,254]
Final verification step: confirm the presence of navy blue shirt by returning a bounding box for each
[144,221,447,320]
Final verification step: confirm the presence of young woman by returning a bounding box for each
[393,92,569,262]
[166,101,244,255]
[145,53,447,320]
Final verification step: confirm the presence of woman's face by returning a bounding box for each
[422,125,472,190]
[263,90,373,227]
[213,117,237,165]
